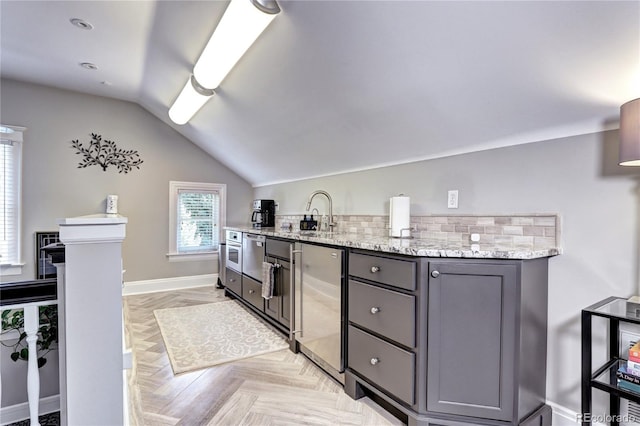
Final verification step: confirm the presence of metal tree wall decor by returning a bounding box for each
[71,133,143,173]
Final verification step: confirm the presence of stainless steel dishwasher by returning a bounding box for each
[242,233,266,281]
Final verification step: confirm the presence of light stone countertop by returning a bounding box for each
[225,226,560,260]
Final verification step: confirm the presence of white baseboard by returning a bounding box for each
[547,400,580,425]
[546,399,612,426]
[122,274,218,296]
[0,394,59,425]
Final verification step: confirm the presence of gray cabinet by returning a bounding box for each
[348,279,415,348]
[346,251,422,413]
[264,254,291,327]
[426,259,549,425]
[264,238,292,328]
[345,253,551,426]
[242,274,264,312]
[348,325,416,405]
[224,267,242,296]
[427,262,517,421]
[350,252,416,290]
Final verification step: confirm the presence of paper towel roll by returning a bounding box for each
[389,195,410,238]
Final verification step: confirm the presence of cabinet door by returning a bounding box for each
[427,261,518,422]
[278,259,291,327]
[264,255,281,320]
[264,256,291,328]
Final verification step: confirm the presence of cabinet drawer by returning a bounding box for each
[349,253,416,290]
[348,280,415,347]
[266,238,291,259]
[348,325,415,405]
[225,267,242,296]
[242,275,264,312]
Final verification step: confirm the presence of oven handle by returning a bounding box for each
[289,244,303,342]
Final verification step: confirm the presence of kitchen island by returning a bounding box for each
[223,225,558,426]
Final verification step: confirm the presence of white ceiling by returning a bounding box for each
[1,1,638,186]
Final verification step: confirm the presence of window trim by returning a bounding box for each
[0,124,25,276]
[167,181,226,262]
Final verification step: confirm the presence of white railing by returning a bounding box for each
[0,299,57,426]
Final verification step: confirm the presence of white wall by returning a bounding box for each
[255,130,640,415]
[0,78,254,283]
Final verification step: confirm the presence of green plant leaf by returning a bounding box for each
[20,348,29,360]
[10,352,19,362]
[37,357,47,368]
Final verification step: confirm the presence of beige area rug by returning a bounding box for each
[154,300,289,374]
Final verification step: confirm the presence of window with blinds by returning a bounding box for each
[177,190,219,253]
[0,124,24,275]
[168,181,226,261]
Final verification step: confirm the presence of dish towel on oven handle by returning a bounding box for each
[262,261,277,299]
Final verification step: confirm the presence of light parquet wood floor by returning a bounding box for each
[123,286,402,426]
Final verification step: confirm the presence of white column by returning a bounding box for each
[57,214,127,426]
[24,305,41,426]
[54,264,67,426]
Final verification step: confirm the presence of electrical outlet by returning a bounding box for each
[447,190,459,209]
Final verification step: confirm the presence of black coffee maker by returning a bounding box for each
[251,199,275,228]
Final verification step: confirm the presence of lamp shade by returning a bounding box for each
[193,0,280,90]
[619,97,640,166]
[168,75,215,125]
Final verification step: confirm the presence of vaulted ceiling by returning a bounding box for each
[1,1,638,186]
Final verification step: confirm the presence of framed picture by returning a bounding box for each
[35,231,60,279]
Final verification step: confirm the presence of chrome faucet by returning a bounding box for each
[306,190,335,233]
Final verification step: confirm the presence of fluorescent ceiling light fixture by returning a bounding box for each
[168,0,280,125]
[193,0,281,90]
[168,75,215,125]
[619,97,640,166]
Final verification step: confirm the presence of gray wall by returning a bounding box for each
[1,78,254,283]
[0,78,253,411]
[255,130,640,414]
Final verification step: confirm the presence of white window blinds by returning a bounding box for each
[168,181,226,260]
[0,125,24,270]
[177,189,219,253]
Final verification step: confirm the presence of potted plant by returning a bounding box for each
[1,305,58,368]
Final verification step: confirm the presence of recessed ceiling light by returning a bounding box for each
[79,62,98,70]
[70,18,93,30]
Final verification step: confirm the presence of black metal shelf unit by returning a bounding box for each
[582,297,640,425]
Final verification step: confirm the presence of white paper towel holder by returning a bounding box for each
[389,193,413,239]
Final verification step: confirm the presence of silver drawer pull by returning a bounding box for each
[370,307,381,314]
[370,266,380,273]
[431,270,440,278]
[249,289,255,294]
[370,357,380,366]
